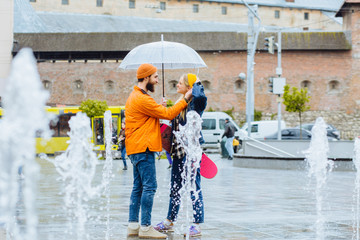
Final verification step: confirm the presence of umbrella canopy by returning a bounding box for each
[119,40,207,70]
[119,38,207,97]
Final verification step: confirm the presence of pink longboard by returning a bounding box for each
[160,123,218,179]
[200,153,218,179]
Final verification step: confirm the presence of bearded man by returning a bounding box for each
[125,63,192,239]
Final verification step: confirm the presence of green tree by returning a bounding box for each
[79,99,108,118]
[282,84,310,138]
[166,99,174,107]
[254,109,262,121]
[223,107,235,120]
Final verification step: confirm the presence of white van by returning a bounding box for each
[201,112,241,150]
[241,120,286,140]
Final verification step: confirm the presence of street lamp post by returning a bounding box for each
[275,30,283,140]
[243,2,261,137]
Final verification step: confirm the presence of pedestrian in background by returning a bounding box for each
[125,63,192,239]
[222,118,236,160]
[118,121,127,170]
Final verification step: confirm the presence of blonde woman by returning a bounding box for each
[155,73,207,237]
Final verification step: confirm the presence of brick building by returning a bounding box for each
[11,0,360,139]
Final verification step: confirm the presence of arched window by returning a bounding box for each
[202,80,211,91]
[105,80,114,94]
[42,80,51,90]
[328,80,340,94]
[169,80,177,93]
[301,80,311,91]
[234,79,245,92]
[73,80,83,93]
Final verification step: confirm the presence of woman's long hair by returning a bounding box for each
[176,74,192,120]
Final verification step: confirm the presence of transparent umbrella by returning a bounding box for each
[119,35,207,97]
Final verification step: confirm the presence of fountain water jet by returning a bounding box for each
[102,110,114,239]
[353,137,360,239]
[304,117,334,240]
[0,48,51,240]
[173,111,202,240]
[48,112,103,240]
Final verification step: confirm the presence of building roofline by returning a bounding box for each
[202,0,342,12]
[336,0,360,17]
[13,31,352,53]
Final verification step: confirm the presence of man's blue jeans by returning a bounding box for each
[167,155,204,223]
[128,149,157,226]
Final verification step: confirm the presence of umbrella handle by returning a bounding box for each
[162,63,165,97]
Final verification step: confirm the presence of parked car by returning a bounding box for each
[264,128,312,140]
[241,120,287,140]
[296,123,340,140]
[201,112,242,151]
[264,127,338,141]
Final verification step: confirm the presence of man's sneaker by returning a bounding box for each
[154,221,174,232]
[139,226,167,239]
[127,223,140,237]
[183,225,202,237]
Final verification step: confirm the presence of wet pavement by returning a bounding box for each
[9,154,358,239]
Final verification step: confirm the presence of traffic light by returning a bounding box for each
[264,36,275,54]
[268,78,273,93]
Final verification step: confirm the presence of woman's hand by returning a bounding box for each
[161,97,167,107]
[184,88,193,102]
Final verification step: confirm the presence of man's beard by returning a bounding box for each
[146,82,155,93]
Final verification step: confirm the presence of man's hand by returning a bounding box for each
[161,97,167,107]
[184,88,193,102]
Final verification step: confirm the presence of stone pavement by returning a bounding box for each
[9,154,358,239]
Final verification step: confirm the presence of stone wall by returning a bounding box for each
[232,110,360,140]
[29,0,341,30]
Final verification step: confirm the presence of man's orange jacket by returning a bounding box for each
[125,86,187,155]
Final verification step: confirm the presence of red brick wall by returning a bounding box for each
[38,49,353,114]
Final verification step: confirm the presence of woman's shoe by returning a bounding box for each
[154,221,174,232]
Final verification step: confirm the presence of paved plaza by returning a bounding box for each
[9,154,359,239]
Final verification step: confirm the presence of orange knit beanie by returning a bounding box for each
[137,63,157,79]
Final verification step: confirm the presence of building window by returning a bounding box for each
[61,0,69,5]
[304,12,309,20]
[42,80,51,90]
[129,0,135,9]
[275,10,280,19]
[222,6,227,15]
[160,2,166,10]
[202,80,210,91]
[193,4,199,13]
[96,0,103,7]
[169,80,177,93]
[29,0,36,2]
[328,80,340,93]
[235,79,245,92]
[74,80,83,93]
[301,80,311,91]
[105,80,114,93]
